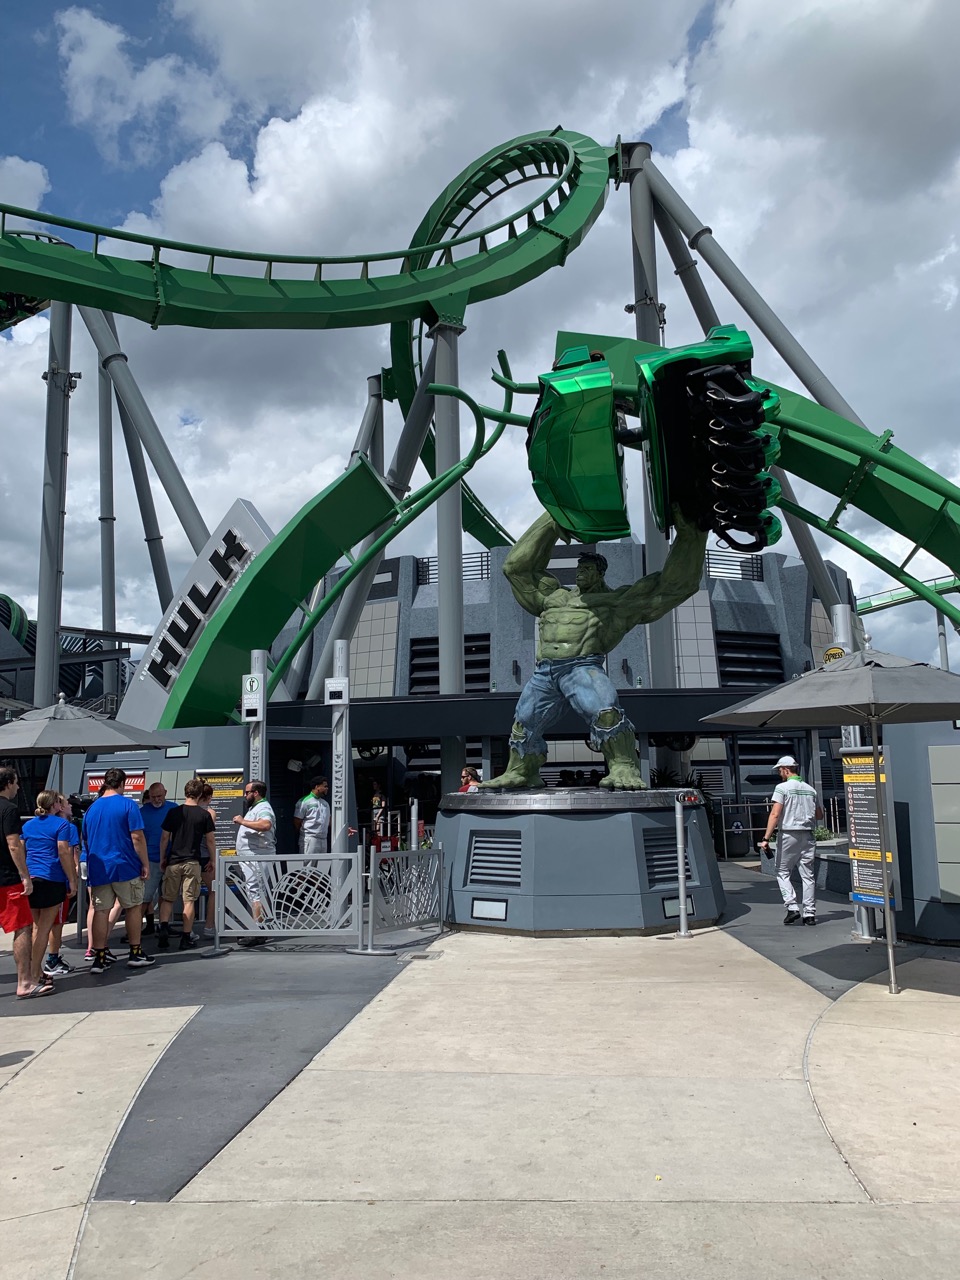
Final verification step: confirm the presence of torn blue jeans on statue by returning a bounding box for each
[510,655,634,758]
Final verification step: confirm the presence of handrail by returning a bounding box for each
[857,575,960,614]
[0,140,577,275]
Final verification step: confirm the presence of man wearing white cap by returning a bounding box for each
[759,756,823,925]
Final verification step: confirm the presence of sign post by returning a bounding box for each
[244,650,268,782]
[325,639,351,853]
[842,745,900,993]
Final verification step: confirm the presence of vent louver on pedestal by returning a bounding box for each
[467,832,523,887]
[643,826,692,887]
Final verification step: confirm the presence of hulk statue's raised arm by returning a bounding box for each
[501,510,566,616]
[481,506,707,791]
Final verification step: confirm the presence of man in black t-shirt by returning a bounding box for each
[0,765,53,998]
[158,779,215,952]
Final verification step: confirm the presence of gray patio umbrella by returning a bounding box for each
[0,694,184,791]
[701,647,960,994]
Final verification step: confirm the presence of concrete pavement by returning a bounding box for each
[2,866,958,1278]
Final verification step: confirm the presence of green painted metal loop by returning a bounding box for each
[386,128,614,552]
[0,132,612,333]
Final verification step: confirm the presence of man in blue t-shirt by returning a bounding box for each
[82,768,155,973]
[140,781,176,935]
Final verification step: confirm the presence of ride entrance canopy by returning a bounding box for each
[4,128,960,728]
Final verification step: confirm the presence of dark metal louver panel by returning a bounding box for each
[408,633,490,694]
[468,831,522,887]
[715,630,784,688]
[692,764,726,791]
[643,826,691,887]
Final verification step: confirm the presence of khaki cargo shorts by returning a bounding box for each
[91,877,144,912]
[161,861,202,904]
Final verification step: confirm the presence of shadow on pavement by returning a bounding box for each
[718,861,899,998]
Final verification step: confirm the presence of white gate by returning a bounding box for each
[371,847,444,940]
[215,852,363,945]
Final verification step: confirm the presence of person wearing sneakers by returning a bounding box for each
[41,793,80,978]
[139,782,176,937]
[233,779,275,948]
[760,756,823,926]
[157,779,215,951]
[82,768,155,972]
[22,790,78,987]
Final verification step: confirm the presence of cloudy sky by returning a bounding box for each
[1,0,959,664]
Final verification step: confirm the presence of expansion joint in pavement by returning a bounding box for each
[0,1011,92,1094]
[802,992,876,1203]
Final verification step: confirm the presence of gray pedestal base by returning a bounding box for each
[436,789,726,935]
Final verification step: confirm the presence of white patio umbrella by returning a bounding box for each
[701,647,960,994]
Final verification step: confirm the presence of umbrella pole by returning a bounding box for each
[870,719,900,995]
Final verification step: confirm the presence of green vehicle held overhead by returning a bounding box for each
[636,324,783,551]
[526,346,630,541]
[525,325,783,552]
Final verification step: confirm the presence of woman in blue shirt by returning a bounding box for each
[23,790,78,989]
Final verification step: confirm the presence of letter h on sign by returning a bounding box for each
[145,528,251,692]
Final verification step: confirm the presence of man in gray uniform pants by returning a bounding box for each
[759,755,823,925]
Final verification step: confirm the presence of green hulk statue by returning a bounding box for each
[481,506,707,790]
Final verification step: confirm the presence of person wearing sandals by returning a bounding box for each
[23,790,78,987]
[0,765,53,999]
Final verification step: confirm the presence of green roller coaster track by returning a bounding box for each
[3,128,960,728]
[857,577,960,615]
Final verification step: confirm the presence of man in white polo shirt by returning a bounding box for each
[759,756,823,926]
[232,779,275,948]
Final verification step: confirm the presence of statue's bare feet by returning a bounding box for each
[478,773,543,790]
[478,750,546,790]
[599,762,647,790]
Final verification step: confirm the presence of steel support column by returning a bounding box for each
[115,387,174,611]
[937,613,950,670]
[80,307,209,554]
[624,143,678,777]
[641,159,866,427]
[775,472,843,613]
[647,172,850,624]
[307,344,438,700]
[98,337,118,696]
[653,202,722,334]
[432,322,466,793]
[35,301,74,706]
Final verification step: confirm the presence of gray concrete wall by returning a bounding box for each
[885,721,960,942]
[262,544,852,711]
